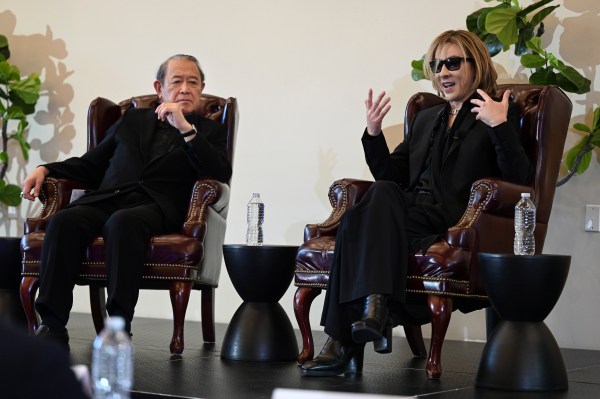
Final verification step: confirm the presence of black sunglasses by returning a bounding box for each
[429,57,473,73]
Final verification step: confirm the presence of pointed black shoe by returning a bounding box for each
[34,324,70,352]
[301,337,364,377]
[351,294,392,352]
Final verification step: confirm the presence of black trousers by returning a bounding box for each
[321,181,448,344]
[35,192,168,331]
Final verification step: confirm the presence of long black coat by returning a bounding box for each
[363,98,531,226]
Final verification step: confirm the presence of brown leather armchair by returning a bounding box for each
[293,84,572,378]
[20,93,238,355]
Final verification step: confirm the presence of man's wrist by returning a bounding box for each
[181,124,197,138]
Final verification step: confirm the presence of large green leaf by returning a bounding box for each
[593,107,600,132]
[411,58,427,81]
[530,5,560,27]
[515,24,535,56]
[526,37,544,53]
[467,8,489,34]
[529,68,555,85]
[486,7,520,46]
[573,123,591,133]
[565,138,592,174]
[9,73,41,104]
[521,53,546,68]
[14,120,31,161]
[482,33,504,57]
[0,61,21,83]
[554,62,591,94]
[0,183,22,207]
[0,35,9,62]
[518,0,556,18]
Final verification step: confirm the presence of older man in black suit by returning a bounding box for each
[21,54,231,348]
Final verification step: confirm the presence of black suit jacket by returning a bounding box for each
[363,97,531,226]
[43,107,232,230]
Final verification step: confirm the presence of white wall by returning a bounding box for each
[1,0,598,350]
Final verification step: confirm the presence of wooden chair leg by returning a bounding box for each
[200,286,215,344]
[403,325,427,357]
[426,295,453,379]
[293,286,322,364]
[169,281,193,355]
[89,286,107,334]
[19,276,40,334]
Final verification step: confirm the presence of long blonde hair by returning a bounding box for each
[424,30,498,96]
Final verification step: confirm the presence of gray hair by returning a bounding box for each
[156,54,205,84]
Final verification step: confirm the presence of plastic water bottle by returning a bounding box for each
[92,317,134,399]
[514,193,536,255]
[246,193,264,246]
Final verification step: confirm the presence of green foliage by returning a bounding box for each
[0,34,41,207]
[565,108,600,175]
[411,0,590,95]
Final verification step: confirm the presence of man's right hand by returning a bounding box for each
[21,166,49,201]
[365,89,391,136]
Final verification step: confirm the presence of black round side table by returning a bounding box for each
[221,244,299,361]
[476,253,571,392]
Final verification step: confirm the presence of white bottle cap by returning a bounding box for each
[106,316,126,331]
[521,193,530,198]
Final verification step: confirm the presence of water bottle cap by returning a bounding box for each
[252,193,260,197]
[521,193,530,198]
[106,316,126,331]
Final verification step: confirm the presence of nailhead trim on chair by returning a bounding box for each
[294,282,328,288]
[455,181,493,228]
[295,270,330,275]
[315,181,349,227]
[190,183,216,220]
[27,178,58,225]
[406,288,488,300]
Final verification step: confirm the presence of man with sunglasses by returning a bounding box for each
[302,30,531,378]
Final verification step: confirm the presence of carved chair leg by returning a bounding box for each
[403,325,427,357]
[20,276,40,334]
[89,286,107,334]
[169,281,193,355]
[201,286,215,343]
[426,295,453,379]
[293,286,322,364]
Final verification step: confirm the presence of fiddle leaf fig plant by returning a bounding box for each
[0,34,41,206]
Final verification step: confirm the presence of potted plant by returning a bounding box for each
[410,0,595,185]
[0,34,41,207]
[0,34,41,327]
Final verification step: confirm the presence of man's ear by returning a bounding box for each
[153,80,163,99]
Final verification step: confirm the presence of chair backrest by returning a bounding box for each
[87,93,238,184]
[403,84,572,251]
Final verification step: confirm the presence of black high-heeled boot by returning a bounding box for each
[301,337,365,377]
[351,294,392,352]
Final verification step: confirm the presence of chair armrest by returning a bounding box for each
[24,177,93,234]
[454,178,534,228]
[304,178,373,241]
[182,179,230,238]
[446,178,534,248]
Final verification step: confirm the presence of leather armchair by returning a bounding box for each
[20,93,238,355]
[294,84,572,378]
